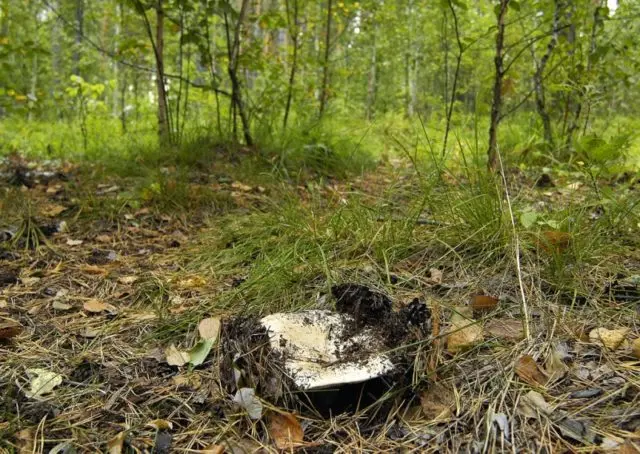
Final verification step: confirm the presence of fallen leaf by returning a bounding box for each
[545,345,569,383]
[20,276,41,286]
[198,317,221,341]
[446,308,483,353]
[632,338,640,360]
[419,382,456,420]
[484,319,524,340]
[233,388,263,420]
[269,412,304,450]
[165,344,190,367]
[199,445,225,454]
[96,234,112,243]
[427,268,443,284]
[589,327,630,351]
[537,231,571,252]
[172,373,202,389]
[619,440,640,454]
[16,427,34,453]
[146,419,173,430]
[80,265,109,276]
[118,276,138,285]
[177,276,207,289]
[41,203,67,218]
[52,301,73,311]
[470,295,499,312]
[66,239,83,246]
[0,321,23,339]
[518,390,553,418]
[79,327,99,338]
[515,355,548,386]
[231,181,253,192]
[189,339,215,367]
[47,441,76,454]
[25,368,63,399]
[491,412,510,441]
[83,299,112,313]
[107,432,126,454]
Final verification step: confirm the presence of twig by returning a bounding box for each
[496,147,531,341]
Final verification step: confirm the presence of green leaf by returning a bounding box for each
[520,211,539,229]
[188,339,214,367]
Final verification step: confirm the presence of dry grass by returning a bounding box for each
[1,156,639,453]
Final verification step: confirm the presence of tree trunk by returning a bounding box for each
[282,0,299,130]
[487,0,510,172]
[532,0,560,150]
[318,0,333,117]
[225,0,253,146]
[155,0,170,146]
[365,20,377,121]
[73,0,84,76]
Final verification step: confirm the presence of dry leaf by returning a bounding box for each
[233,388,263,420]
[16,427,34,454]
[545,346,569,383]
[619,440,640,454]
[165,344,190,367]
[83,299,111,313]
[632,338,640,360]
[484,319,524,340]
[66,238,83,246]
[269,412,304,450]
[118,276,138,285]
[231,181,253,192]
[515,355,548,386]
[0,321,23,340]
[538,231,571,252]
[446,308,483,353]
[79,327,99,338]
[96,234,112,243]
[178,276,207,289]
[427,268,443,284]
[25,368,63,399]
[41,203,66,218]
[518,390,553,418]
[52,301,73,311]
[80,264,109,276]
[419,383,455,420]
[199,445,225,454]
[470,295,499,312]
[21,277,41,286]
[589,327,630,351]
[146,419,173,430]
[107,432,127,454]
[198,317,221,341]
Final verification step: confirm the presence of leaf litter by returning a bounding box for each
[1,157,639,452]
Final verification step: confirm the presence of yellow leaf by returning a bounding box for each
[83,299,110,313]
[589,327,630,351]
[446,308,483,353]
[199,445,225,454]
[165,344,189,366]
[41,203,67,218]
[118,276,138,285]
[146,419,173,430]
[632,338,640,360]
[107,432,126,454]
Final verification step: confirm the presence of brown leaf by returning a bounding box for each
[589,327,630,351]
[545,348,569,383]
[269,412,304,450]
[619,440,640,454]
[632,338,640,360]
[470,295,499,312]
[0,321,23,340]
[83,299,111,313]
[41,203,66,218]
[446,308,483,353]
[518,390,553,418]
[485,319,525,341]
[537,231,571,252]
[107,432,126,454]
[419,383,455,421]
[198,317,222,341]
[515,355,548,386]
[16,427,35,454]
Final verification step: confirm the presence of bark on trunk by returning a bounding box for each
[487,0,510,171]
[282,0,299,130]
[532,0,560,150]
[365,21,377,121]
[155,0,170,146]
[73,0,84,76]
[318,0,333,117]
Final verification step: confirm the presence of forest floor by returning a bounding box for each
[0,149,639,453]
